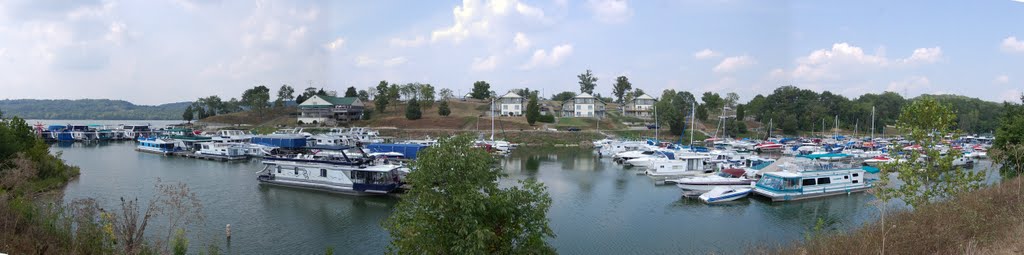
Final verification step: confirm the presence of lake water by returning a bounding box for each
[54,142,996,254]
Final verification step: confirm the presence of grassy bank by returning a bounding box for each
[756,177,1024,254]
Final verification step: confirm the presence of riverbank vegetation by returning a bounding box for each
[0,111,212,254]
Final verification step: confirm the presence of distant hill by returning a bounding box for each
[0,99,191,120]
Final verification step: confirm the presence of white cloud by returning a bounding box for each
[694,49,719,60]
[471,55,498,71]
[431,0,547,43]
[902,47,942,64]
[521,44,574,69]
[789,43,943,82]
[324,37,345,51]
[767,68,787,80]
[587,0,632,24]
[995,75,1010,84]
[104,21,127,45]
[355,56,408,68]
[1000,89,1022,103]
[886,76,930,93]
[1001,36,1024,53]
[390,36,426,48]
[713,55,756,73]
[513,32,531,51]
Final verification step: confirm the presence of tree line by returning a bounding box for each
[0,99,190,120]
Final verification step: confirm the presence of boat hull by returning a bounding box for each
[754,186,871,202]
[700,188,753,203]
[257,175,400,196]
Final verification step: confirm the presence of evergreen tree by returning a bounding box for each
[405,97,422,120]
[471,81,491,100]
[577,69,598,94]
[438,100,451,116]
[526,92,540,125]
[345,86,358,97]
[182,105,194,123]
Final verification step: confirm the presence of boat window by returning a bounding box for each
[294,168,298,175]
[276,166,281,173]
[817,177,831,185]
[853,180,859,184]
[852,173,859,177]
[844,175,849,179]
[802,178,816,186]
[783,178,800,190]
[320,169,327,177]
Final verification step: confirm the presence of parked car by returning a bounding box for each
[567,127,581,132]
[646,124,659,129]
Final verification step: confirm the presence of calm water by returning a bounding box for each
[57,142,909,254]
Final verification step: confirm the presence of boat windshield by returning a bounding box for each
[350,170,398,185]
[757,175,800,191]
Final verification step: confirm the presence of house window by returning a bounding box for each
[576,105,580,110]
[515,105,520,110]
[589,105,593,110]
[503,105,508,110]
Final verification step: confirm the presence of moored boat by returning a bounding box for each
[699,186,753,204]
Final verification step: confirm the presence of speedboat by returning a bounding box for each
[754,142,784,152]
[613,150,658,163]
[623,151,673,167]
[674,169,755,192]
[699,186,753,204]
[862,155,893,166]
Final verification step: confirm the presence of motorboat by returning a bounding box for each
[257,145,408,195]
[752,155,871,202]
[754,142,784,152]
[862,155,893,166]
[195,142,245,157]
[212,130,253,143]
[674,169,756,192]
[623,151,673,168]
[699,186,753,204]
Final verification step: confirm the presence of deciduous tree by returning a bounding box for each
[384,135,554,254]
[577,69,598,94]
[612,76,632,104]
[471,81,491,100]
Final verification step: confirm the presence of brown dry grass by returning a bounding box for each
[753,177,1024,255]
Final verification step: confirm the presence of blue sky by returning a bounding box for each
[1,0,1022,105]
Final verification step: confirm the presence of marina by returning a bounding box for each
[36,121,1003,253]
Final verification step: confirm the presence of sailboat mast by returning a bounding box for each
[871,106,875,140]
[689,101,695,146]
[654,102,658,140]
[490,98,495,140]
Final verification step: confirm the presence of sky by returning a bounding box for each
[1,0,1023,105]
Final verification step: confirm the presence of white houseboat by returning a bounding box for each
[136,137,180,155]
[752,155,871,202]
[256,146,407,195]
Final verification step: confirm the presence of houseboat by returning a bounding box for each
[256,146,407,195]
[752,155,871,202]
[136,137,180,155]
[644,154,714,178]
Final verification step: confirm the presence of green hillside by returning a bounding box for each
[0,99,191,120]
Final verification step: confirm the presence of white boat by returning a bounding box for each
[753,142,784,152]
[674,170,756,192]
[212,130,253,143]
[136,137,179,155]
[613,150,661,163]
[623,151,673,168]
[256,147,407,195]
[195,142,246,157]
[121,124,153,139]
[752,159,870,202]
[862,155,894,166]
[645,154,713,178]
[699,186,753,204]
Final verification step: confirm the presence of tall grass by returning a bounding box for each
[752,177,1024,254]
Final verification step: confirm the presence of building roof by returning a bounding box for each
[299,95,360,108]
[575,92,595,99]
[636,94,656,100]
[498,91,522,99]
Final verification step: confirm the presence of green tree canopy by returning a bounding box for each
[612,76,632,104]
[241,85,271,118]
[577,69,598,94]
[384,135,554,254]
[345,86,358,97]
[182,105,193,123]
[526,90,540,125]
[405,97,422,120]
[374,81,390,113]
[471,81,491,100]
[879,97,985,208]
[438,100,451,116]
[551,91,576,102]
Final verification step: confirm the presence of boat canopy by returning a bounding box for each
[306,145,355,151]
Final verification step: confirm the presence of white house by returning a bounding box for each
[496,92,525,116]
[297,95,364,125]
[624,93,657,119]
[560,93,606,118]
